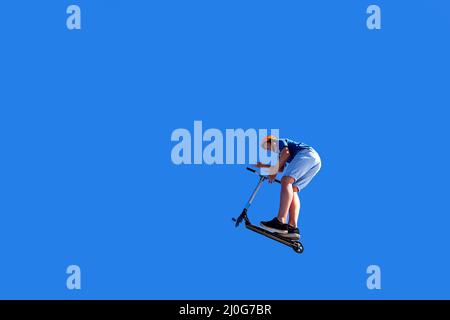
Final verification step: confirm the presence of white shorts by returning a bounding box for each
[283,149,321,190]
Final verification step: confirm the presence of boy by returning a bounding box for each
[255,136,321,240]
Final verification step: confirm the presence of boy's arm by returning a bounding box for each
[268,147,290,182]
[277,147,290,171]
[254,147,290,172]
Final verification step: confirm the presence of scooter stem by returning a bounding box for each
[245,176,266,210]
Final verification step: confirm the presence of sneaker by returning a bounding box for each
[282,225,300,240]
[260,217,288,234]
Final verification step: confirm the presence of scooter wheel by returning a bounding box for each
[293,242,304,254]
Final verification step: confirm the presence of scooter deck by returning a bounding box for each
[245,223,304,253]
[233,168,304,253]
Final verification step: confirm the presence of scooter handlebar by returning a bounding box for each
[246,167,257,174]
[246,167,281,184]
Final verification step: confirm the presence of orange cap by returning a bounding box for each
[261,135,278,147]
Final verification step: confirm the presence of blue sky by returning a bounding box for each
[0,1,449,299]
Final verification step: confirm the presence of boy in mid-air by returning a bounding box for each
[255,136,321,240]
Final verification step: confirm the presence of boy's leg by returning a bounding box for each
[277,152,317,225]
[288,190,300,227]
[276,176,296,224]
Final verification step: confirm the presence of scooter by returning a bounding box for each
[232,167,304,254]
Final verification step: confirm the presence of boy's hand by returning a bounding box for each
[254,162,270,168]
[268,174,277,183]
